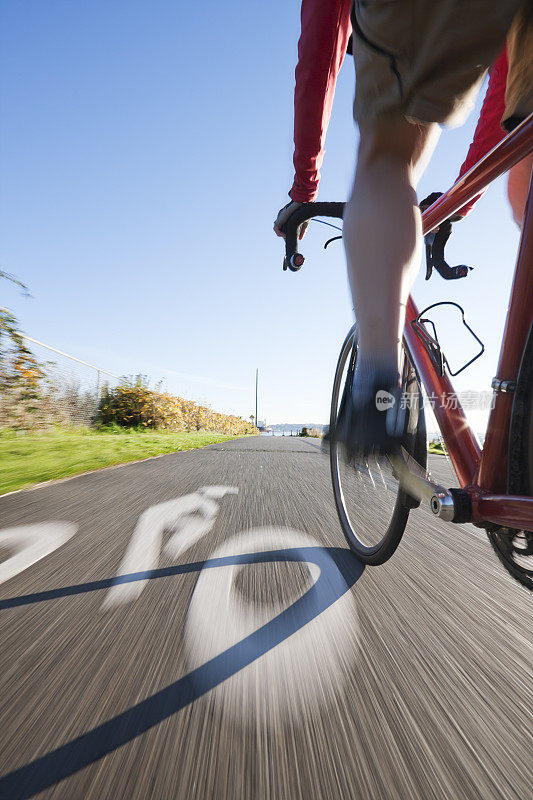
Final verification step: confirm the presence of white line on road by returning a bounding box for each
[0,523,77,586]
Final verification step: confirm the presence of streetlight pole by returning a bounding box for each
[255,368,258,429]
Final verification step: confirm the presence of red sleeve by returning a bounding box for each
[455,48,508,217]
[289,0,353,203]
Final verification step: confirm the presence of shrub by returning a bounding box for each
[98,380,258,435]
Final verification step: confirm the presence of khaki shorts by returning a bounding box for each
[352,0,531,128]
[505,3,533,128]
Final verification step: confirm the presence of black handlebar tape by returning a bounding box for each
[427,219,471,280]
[283,202,345,271]
[435,263,470,280]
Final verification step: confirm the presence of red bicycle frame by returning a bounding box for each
[406,113,533,530]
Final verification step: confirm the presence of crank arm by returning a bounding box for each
[390,449,456,521]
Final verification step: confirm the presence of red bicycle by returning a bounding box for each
[282,113,533,589]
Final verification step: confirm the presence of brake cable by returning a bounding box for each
[311,217,343,249]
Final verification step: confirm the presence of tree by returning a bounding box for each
[0,272,48,428]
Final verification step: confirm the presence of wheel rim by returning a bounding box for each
[330,327,406,554]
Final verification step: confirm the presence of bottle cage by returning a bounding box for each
[411,302,484,376]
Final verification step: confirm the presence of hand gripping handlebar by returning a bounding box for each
[281,200,471,281]
[281,202,345,271]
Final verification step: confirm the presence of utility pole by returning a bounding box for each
[255,368,258,429]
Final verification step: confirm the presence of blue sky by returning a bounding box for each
[0,1,521,428]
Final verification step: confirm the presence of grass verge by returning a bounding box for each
[428,441,446,455]
[0,427,243,495]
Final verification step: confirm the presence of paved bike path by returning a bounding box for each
[0,436,530,799]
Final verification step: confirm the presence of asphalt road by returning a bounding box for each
[0,436,531,800]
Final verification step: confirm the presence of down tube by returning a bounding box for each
[404,296,481,487]
[477,173,533,493]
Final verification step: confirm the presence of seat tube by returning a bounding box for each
[478,166,533,492]
[404,297,481,487]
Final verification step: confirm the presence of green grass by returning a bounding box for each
[0,427,243,495]
[428,440,446,455]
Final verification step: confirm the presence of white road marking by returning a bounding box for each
[102,486,238,609]
[200,486,239,500]
[184,527,360,725]
[164,516,214,559]
[0,523,77,586]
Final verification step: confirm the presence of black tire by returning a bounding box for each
[329,326,426,565]
[488,322,533,590]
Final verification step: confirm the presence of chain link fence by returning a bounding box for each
[1,328,257,435]
[20,337,120,427]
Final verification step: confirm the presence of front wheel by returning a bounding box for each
[329,325,426,565]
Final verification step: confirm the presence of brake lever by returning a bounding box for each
[424,222,472,281]
[425,232,436,279]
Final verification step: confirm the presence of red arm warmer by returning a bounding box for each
[289,0,353,202]
[455,48,508,217]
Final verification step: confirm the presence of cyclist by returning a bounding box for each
[275,1,532,455]
[274,26,514,232]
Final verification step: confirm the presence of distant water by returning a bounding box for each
[263,430,486,445]
[261,431,302,437]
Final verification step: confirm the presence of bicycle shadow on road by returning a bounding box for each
[0,545,364,800]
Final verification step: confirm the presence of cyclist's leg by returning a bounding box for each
[338,0,521,453]
[504,5,533,228]
[503,2,533,130]
[507,154,533,227]
[335,117,437,454]
[343,116,439,384]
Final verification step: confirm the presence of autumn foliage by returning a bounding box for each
[98,382,258,435]
[0,286,256,436]
[0,307,257,436]
[0,307,49,429]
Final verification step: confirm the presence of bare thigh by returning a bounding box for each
[507,153,533,227]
